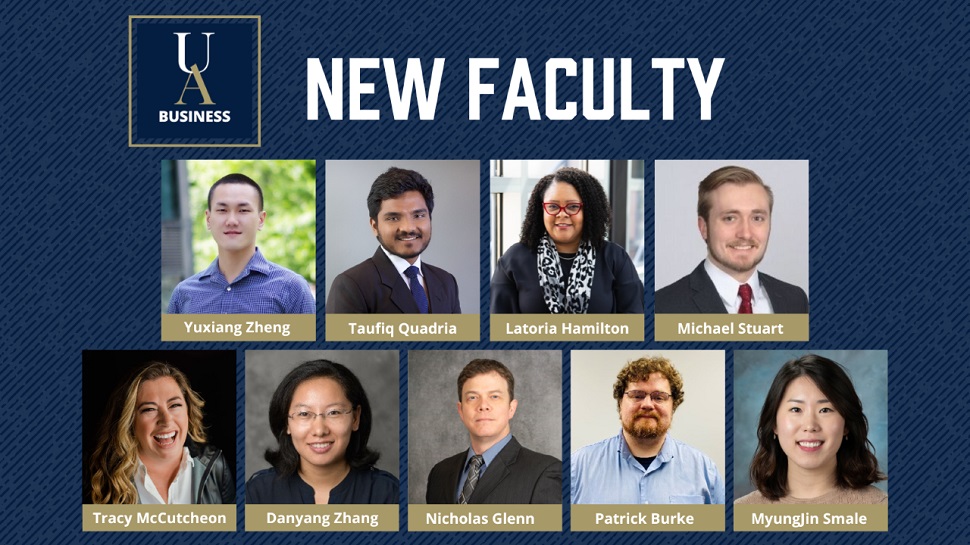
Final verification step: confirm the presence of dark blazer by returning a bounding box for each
[654,261,809,313]
[425,436,561,504]
[326,247,461,313]
[490,242,643,314]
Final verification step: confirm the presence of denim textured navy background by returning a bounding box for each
[4,1,968,544]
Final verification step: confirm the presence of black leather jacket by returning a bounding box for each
[189,442,235,504]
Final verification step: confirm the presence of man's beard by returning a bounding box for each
[623,412,670,439]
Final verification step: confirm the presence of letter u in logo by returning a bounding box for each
[174,32,216,105]
[174,32,213,73]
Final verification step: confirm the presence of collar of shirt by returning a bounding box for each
[618,429,674,474]
[199,247,270,285]
[134,447,195,504]
[380,245,424,288]
[455,432,513,501]
[704,258,773,313]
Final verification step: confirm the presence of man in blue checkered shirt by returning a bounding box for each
[167,174,315,314]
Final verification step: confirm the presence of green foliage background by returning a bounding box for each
[186,160,316,284]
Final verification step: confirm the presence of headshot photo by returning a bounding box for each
[324,160,479,314]
[490,160,644,314]
[82,350,236,505]
[654,160,809,314]
[408,350,562,504]
[162,159,316,314]
[245,350,399,504]
[571,350,725,504]
[734,351,888,504]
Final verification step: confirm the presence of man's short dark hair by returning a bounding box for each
[367,167,434,221]
[208,173,264,211]
[457,359,515,401]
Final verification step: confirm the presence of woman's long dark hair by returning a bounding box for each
[265,360,379,475]
[519,167,611,250]
[750,354,886,500]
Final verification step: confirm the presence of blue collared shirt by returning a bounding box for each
[571,431,724,504]
[167,248,315,314]
[455,432,513,502]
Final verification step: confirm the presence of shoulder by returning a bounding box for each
[189,442,223,463]
[655,272,693,299]
[655,263,707,313]
[597,241,630,260]
[334,256,382,282]
[667,435,715,463]
[245,467,283,501]
[843,485,888,504]
[430,451,467,473]
[351,467,399,497]
[758,271,809,312]
[171,266,214,293]
[246,467,280,486]
[734,490,771,504]
[263,258,309,283]
[422,261,457,283]
[514,444,562,469]
[759,272,805,293]
[499,243,536,264]
[572,435,617,464]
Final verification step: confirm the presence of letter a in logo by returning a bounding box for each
[174,32,215,105]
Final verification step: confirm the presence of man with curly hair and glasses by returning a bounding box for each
[571,356,724,504]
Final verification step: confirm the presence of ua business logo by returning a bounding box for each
[129,16,261,147]
[172,32,217,106]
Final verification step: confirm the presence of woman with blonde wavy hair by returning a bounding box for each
[89,362,234,504]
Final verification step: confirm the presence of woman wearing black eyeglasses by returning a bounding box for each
[245,360,399,504]
[490,167,644,314]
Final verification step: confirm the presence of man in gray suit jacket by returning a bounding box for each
[426,359,561,504]
[326,167,461,313]
[655,166,808,314]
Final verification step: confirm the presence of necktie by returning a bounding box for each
[458,455,484,504]
[404,266,429,313]
[738,283,753,314]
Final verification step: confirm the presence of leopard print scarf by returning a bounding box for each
[537,235,595,314]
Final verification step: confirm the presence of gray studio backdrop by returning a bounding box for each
[407,350,562,504]
[324,160,480,313]
[654,160,810,297]
[733,350,889,498]
[570,350,726,478]
[244,350,400,481]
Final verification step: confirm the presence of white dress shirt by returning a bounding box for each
[134,447,195,504]
[380,246,426,292]
[704,259,774,313]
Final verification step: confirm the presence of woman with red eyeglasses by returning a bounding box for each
[491,167,643,314]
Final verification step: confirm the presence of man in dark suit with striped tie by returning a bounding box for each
[425,359,561,504]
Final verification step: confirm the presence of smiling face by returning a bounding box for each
[542,181,584,253]
[698,182,771,282]
[457,371,518,453]
[775,376,846,478]
[287,377,360,473]
[205,182,266,254]
[619,373,674,440]
[370,190,431,264]
[133,376,189,465]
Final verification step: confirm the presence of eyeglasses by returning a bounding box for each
[542,202,583,216]
[624,390,672,403]
[288,407,355,424]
